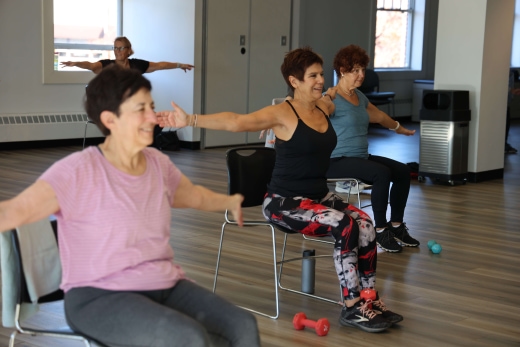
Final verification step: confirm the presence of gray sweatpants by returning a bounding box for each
[64,280,260,347]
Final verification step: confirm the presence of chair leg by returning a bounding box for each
[213,221,280,319]
[9,330,17,347]
[278,233,342,305]
[83,120,89,149]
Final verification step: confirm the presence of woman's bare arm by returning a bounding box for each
[0,180,59,233]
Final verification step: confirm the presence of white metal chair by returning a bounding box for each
[213,147,342,320]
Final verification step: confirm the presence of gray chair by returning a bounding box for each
[7,219,106,347]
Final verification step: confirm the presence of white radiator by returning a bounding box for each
[0,113,102,142]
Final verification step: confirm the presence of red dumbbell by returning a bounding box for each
[293,312,330,336]
[360,288,377,308]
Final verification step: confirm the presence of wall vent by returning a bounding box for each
[0,113,102,143]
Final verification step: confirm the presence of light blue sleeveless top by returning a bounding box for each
[330,90,370,159]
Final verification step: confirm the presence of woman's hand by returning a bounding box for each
[227,194,244,227]
[179,63,195,72]
[156,101,191,128]
[60,61,76,67]
[324,86,338,100]
[396,125,416,136]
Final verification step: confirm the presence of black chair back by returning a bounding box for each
[359,68,380,93]
[226,147,276,208]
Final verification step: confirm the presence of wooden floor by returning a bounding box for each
[1,120,519,347]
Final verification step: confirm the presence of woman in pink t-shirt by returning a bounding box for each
[0,65,259,347]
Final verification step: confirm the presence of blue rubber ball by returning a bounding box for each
[431,243,442,254]
[427,240,437,250]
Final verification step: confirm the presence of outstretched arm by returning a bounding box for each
[173,175,243,226]
[0,180,59,233]
[147,62,195,73]
[366,102,415,136]
[60,61,103,74]
[156,101,280,133]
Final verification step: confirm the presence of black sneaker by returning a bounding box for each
[372,295,404,324]
[391,223,420,247]
[339,299,392,333]
[376,228,402,252]
[505,143,518,154]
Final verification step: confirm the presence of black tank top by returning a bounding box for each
[267,100,337,200]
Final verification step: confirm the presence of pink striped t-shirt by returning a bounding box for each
[39,146,185,292]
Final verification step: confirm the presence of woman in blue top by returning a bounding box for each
[327,45,419,254]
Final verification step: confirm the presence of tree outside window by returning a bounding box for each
[375,0,414,69]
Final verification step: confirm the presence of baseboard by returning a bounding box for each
[467,169,504,183]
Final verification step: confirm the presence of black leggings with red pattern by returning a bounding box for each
[262,192,377,301]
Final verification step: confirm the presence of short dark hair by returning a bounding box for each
[281,47,323,92]
[84,65,152,136]
[333,45,370,81]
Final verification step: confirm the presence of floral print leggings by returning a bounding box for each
[263,192,377,301]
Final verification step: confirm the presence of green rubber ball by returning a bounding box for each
[427,240,437,250]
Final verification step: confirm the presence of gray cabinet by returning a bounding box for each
[203,0,291,148]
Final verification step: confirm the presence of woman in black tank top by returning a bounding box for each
[158,47,401,333]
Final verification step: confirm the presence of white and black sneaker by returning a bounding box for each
[335,180,372,194]
[339,299,392,333]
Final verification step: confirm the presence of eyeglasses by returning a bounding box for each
[112,46,127,52]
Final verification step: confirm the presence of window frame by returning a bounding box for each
[41,0,122,84]
[374,0,426,72]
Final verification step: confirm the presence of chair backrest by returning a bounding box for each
[359,68,380,93]
[11,223,64,306]
[226,147,276,208]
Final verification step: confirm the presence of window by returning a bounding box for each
[374,0,425,70]
[42,0,121,84]
[53,0,119,71]
[511,0,520,67]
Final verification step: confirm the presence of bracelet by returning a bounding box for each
[389,121,400,131]
[176,63,181,68]
[193,113,198,128]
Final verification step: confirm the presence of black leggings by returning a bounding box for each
[327,155,411,229]
[263,192,377,301]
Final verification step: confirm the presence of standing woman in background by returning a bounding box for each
[61,36,194,75]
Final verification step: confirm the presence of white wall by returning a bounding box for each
[122,0,196,141]
[0,0,87,115]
